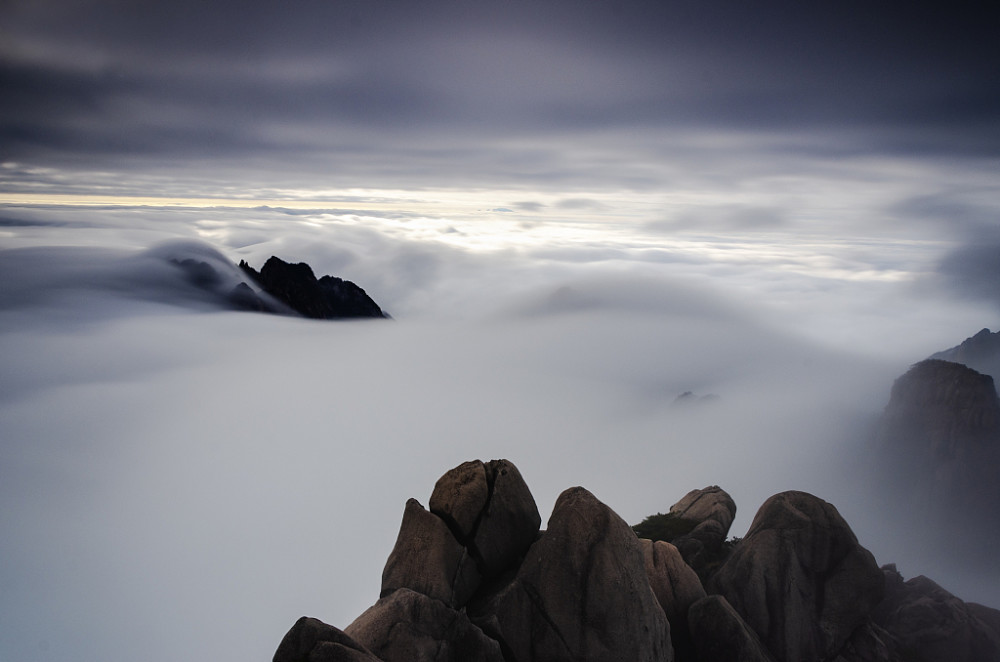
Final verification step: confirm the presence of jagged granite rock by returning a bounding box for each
[272,461,1000,662]
[273,617,382,662]
[345,588,504,662]
[640,539,705,661]
[239,256,387,319]
[709,491,884,662]
[474,486,673,662]
[380,498,480,608]
[428,459,541,582]
[870,564,1000,662]
[469,460,541,579]
[666,485,737,575]
[428,460,490,541]
[688,595,776,662]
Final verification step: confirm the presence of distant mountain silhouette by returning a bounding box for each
[931,328,1000,378]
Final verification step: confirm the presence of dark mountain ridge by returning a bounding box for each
[238,256,387,319]
[930,327,1000,378]
[166,249,388,319]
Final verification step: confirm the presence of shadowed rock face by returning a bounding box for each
[709,491,884,662]
[345,589,504,662]
[479,486,673,662]
[871,565,1000,662]
[874,359,1000,538]
[379,499,480,608]
[688,595,775,662]
[641,539,705,661]
[273,617,381,662]
[239,256,387,319]
[666,486,736,576]
[272,460,1000,662]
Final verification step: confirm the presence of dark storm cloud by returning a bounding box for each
[938,239,1000,309]
[1,1,998,191]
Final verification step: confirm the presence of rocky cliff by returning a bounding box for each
[272,459,1000,662]
[874,359,1000,544]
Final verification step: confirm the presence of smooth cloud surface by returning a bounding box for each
[1,203,998,662]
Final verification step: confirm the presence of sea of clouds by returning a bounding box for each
[1,203,996,662]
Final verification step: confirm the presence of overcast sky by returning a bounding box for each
[1,1,997,194]
[2,3,1000,662]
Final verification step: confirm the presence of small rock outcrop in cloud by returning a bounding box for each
[272,459,1000,662]
[136,240,388,319]
[238,256,387,319]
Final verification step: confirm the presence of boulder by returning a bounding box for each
[273,617,381,662]
[871,565,1000,662]
[428,460,490,541]
[479,486,673,662]
[380,498,480,608]
[345,588,504,662]
[640,539,705,660]
[666,486,736,573]
[470,459,542,579]
[688,595,776,662]
[427,458,541,581]
[710,491,883,662]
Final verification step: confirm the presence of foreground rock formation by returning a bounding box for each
[273,459,1000,662]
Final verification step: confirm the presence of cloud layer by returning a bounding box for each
[1,203,999,662]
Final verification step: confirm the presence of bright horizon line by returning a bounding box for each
[0,191,451,211]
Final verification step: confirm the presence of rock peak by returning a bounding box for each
[239,256,387,319]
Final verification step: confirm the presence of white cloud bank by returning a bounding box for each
[0,203,998,662]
